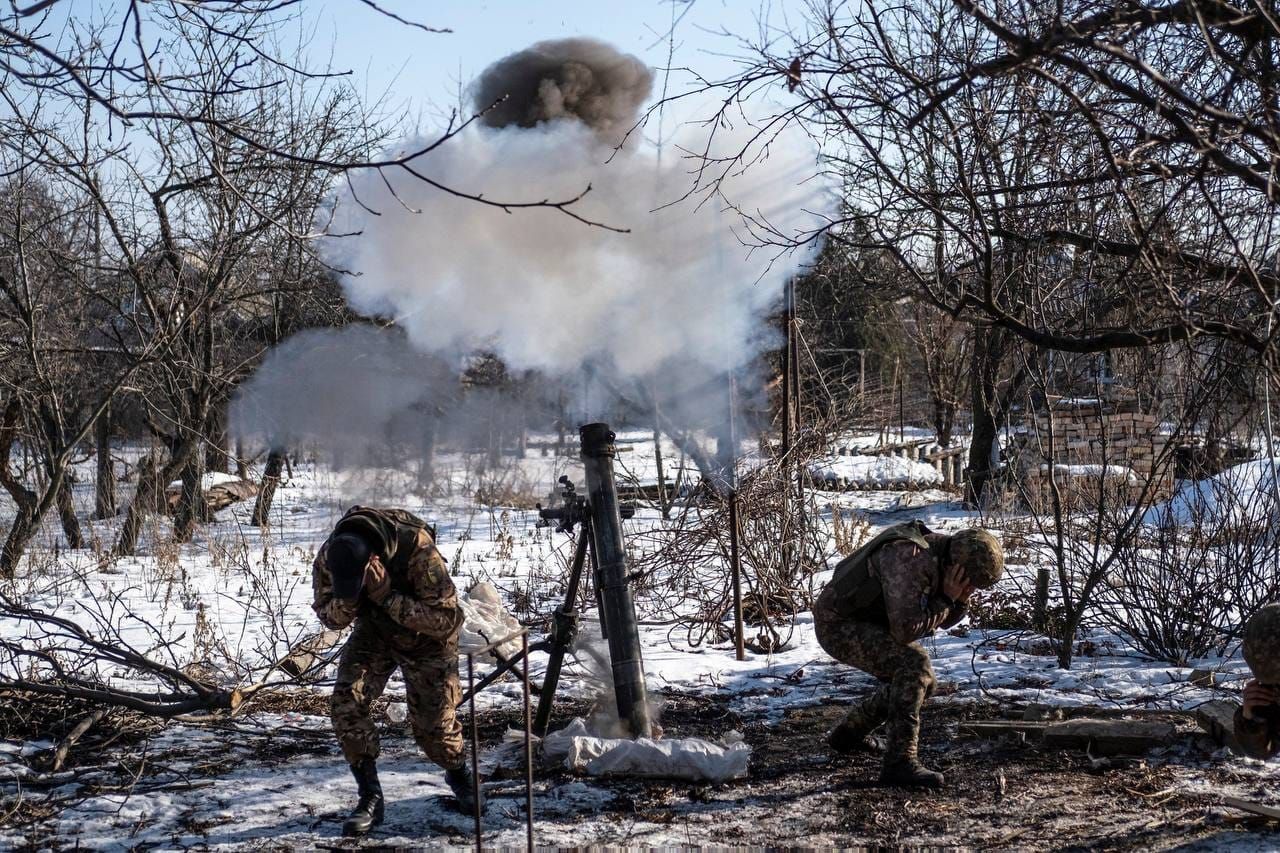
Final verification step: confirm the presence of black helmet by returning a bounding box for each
[328,532,372,599]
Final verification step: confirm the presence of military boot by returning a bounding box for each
[880,709,943,788]
[444,762,486,816]
[829,721,887,754]
[829,689,891,754]
[342,758,385,837]
[879,756,944,789]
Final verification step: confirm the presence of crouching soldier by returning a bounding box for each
[814,520,1003,788]
[1235,602,1280,759]
[312,505,483,837]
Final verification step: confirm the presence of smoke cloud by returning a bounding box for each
[328,45,830,408]
[473,37,653,142]
[228,325,448,457]
[233,39,831,480]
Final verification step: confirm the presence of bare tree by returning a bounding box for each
[680,0,1277,500]
[0,2,599,222]
[900,301,972,447]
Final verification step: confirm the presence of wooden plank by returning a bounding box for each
[1222,796,1280,821]
[959,720,1048,740]
[1042,718,1178,756]
[1195,700,1241,750]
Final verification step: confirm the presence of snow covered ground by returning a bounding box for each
[1,440,1278,849]
[808,453,943,487]
[1145,456,1280,527]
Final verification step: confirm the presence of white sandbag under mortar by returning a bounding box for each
[542,718,750,783]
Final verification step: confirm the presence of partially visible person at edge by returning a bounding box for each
[1235,602,1280,760]
[312,505,483,838]
[813,520,1004,788]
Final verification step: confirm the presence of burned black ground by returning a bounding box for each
[516,690,1280,850]
[5,687,1280,850]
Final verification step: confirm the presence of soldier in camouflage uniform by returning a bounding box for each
[814,520,1003,788]
[312,505,482,837]
[1235,603,1280,760]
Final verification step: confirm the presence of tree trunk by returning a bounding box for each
[487,396,501,469]
[205,405,229,474]
[174,447,208,542]
[115,448,187,557]
[556,391,567,456]
[1,504,38,577]
[115,455,159,557]
[934,398,955,448]
[251,448,286,527]
[966,407,999,506]
[714,422,736,493]
[965,327,1003,507]
[55,477,84,549]
[0,398,39,576]
[1057,613,1079,669]
[35,406,83,549]
[653,424,670,519]
[94,404,116,519]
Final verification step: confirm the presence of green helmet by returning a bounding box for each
[950,528,1004,588]
[1244,603,1280,684]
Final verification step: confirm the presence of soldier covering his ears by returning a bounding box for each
[312,505,483,837]
[814,520,1004,788]
[1236,602,1280,760]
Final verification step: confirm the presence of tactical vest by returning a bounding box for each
[825,519,934,618]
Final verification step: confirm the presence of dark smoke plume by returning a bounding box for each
[473,37,653,141]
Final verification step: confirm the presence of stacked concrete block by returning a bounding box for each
[1013,397,1174,511]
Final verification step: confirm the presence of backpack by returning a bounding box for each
[825,520,933,617]
[376,507,437,544]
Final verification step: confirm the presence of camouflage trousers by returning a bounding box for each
[813,604,937,762]
[331,621,465,770]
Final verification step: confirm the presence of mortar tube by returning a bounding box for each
[579,422,652,739]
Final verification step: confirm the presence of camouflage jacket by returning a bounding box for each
[1234,705,1280,760]
[818,533,966,644]
[311,506,463,651]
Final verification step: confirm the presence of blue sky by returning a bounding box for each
[309,0,801,128]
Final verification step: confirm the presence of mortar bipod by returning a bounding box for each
[456,475,632,737]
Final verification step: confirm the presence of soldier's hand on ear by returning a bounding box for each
[1243,680,1280,720]
[942,563,974,604]
[364,556,392,605]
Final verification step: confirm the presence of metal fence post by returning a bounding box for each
[459,628,535,851]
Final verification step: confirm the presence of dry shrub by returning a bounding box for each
[1102,487,1280,664]
[630,458,829,653]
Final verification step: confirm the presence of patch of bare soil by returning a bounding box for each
[522,691,1280,850]
[6,688,1279,850]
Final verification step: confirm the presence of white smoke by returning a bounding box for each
[229,324,448,453]
[327,115,831,387]
[233,42,833,483]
